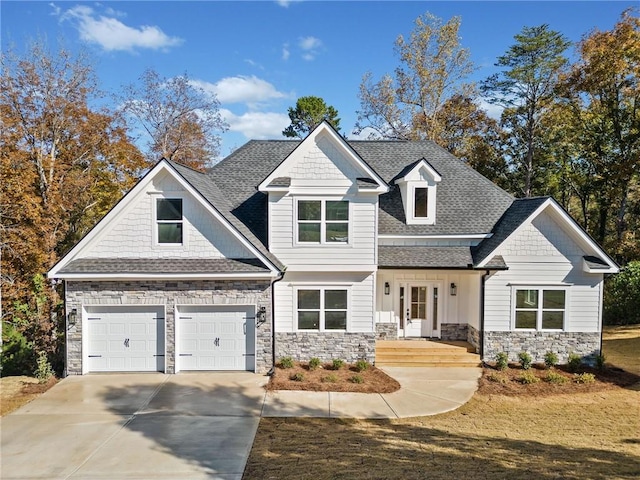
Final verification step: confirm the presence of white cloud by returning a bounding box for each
[348,127,381,140]
[297,36,322,61]
[479,97,504,120]
[220,109,290,139]
[192,76,289,105]
[60,5,182,52]
[282,43,290,61]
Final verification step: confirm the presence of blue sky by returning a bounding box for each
[2,1,634,157]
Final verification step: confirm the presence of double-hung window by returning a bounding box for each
[297,200,349,244]
[514,288,566,330]
[156,198,183,244]
[297,288,348,330]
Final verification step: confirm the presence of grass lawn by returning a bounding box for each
[245,326,640,480]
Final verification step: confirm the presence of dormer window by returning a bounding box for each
[395,159,441,225]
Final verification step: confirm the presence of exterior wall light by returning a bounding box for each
[68,308,78,326]
[256,306,267,326]
[384,282,390,295]
[450,283,457,296]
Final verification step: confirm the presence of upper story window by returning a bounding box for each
[514,288,566,330]
[414,187,429,218]
[297,200,349,244]
[156,198,183,244]
[395,159,441,225]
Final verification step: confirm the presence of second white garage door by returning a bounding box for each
[177,305,255,371]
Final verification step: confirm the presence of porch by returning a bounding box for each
[375,339,481,367]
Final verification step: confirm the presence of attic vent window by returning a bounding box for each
[157,198,183,244]
[414,187,428,218]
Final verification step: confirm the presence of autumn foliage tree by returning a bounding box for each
[0,42,146,374]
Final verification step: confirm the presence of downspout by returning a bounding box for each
[479,270,490,361]
[267,271,285,376]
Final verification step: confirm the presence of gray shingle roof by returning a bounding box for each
[583,255,610,269]
[59,258,270,274]
[208,140,514,241]
[378,246,474,269]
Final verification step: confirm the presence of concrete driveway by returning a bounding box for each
[0,373,267,480]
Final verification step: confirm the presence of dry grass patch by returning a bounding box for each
[267,360,400,393]
[603,325,640,376]
[0,376,57,416]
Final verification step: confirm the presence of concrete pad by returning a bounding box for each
[262,390,330,417]
[0,413,130,479]
[15,374,170,416]
[141,373,267,416]
[381,388,463,418]
[381,366,482,383]
[329,392,397,418]
[70,415,259,480]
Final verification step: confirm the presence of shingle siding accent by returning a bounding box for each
[65,280,272,375]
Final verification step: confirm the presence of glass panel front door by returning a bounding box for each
[402,283,440,338]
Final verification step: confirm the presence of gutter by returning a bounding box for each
[267,271,285,376]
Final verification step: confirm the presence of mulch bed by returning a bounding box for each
[478,362,640,396]
[267,361,401,393]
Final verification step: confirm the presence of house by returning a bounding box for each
[48,121,618,375]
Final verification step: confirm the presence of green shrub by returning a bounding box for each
[349,374,364,384]
[486,372,507,384]
[604,260,640,325]
[279,356,294,369]
[354,359,370,372]
[595,353,606,370]
[518,371,540,384]
[544,351,559,369]
[518,352,533,370]
[545,370,567,384]
[567,353,582,372]
[331,358,345,370]
[495,352,509,371]
[308,357,321,371]
[291,372,305,382]
[34,351,54,383]
[322,374,338,383]
[574,372,596,384]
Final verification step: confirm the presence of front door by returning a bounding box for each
[402,283,441,338]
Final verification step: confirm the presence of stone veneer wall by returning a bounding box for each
[275,332,376,364]
[483,331,601,364]
[467,325,480,352]
[440,323,468,342]
[375,323,398,340]
[65,280,272,375]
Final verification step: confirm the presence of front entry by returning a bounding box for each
[400,283,441,338]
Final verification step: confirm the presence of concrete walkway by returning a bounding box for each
[0,367,480,479]
[263,367,482,418]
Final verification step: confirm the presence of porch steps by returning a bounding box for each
[375,340,481,368]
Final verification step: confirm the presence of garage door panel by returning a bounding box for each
[86,306,165,373]
[177,306,255,371]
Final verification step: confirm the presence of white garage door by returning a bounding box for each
[86,306,165,372]
[177,305,255,371]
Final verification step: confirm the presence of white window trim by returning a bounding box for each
[294,286,350,332]
[153,195,186,248]
[511,286,568,331]
[294,198,351,246]
[407,182,437,225]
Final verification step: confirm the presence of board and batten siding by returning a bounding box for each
[274,272,375,333]
[484,211,603,332]
[268,194,377,267]
[80,171,253,260]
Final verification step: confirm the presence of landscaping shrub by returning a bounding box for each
[34,351,54,383]
[349,374,364,384]
[0,324,35,377]
[544,351,559,369]
[567,353,582,372]
[545,370,567,384]
[486,372,507,384]
[518,351,533,370]
[495,352,509,370]
[322,374,338,383]
[279,356,294,369]
[291,372,305,382]
[603,260,640,325]
[595,353,606,370]
[574,372,596,384]
[354,359,370,372]
[518,371,540,384]
[308,357,321,371]
[331,358,345,370]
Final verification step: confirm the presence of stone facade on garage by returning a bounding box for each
[65,279,272,375]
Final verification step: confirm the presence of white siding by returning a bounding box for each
[81,172,254,260]
[274,272,375,333]
[269,194,377,268]
[485,210,603,332]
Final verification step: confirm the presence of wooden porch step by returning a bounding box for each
[375,340,481,368]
